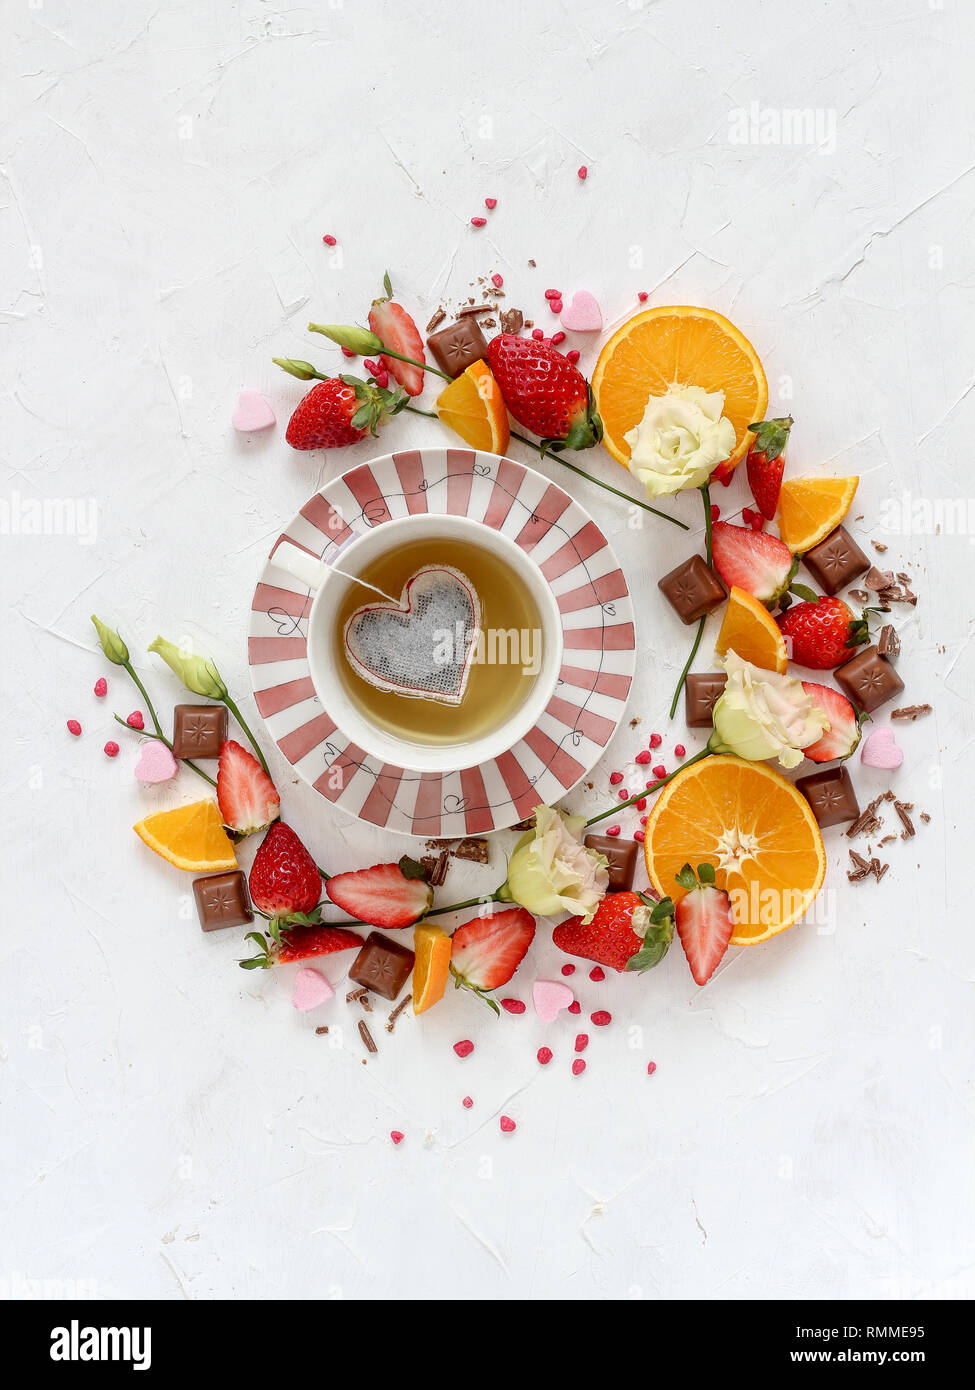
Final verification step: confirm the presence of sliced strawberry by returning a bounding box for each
[240,923,363,970]
[326,859,433,928]
[674,864,735,986]
[248,822,322,922]
[710,521,797,606]
[800,682,862,762]
[217,739,280,837]
[368,277,426,396]
[449,907,536,1009]
[745,416,793,519]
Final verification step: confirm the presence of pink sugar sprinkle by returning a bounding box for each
[537,1046,553,1065]
[589,966,605,982]
[652,764,666,779]
[551,331,566,345]
[544,288,561,299]
[640,815,648,826]
[568,1001,581,1015]
[550,299,563,314]
[390,1130,404,1145]
[94,677,108,697]
[634,829,645,842]
[501,998,526,1015]
[531,328,545,340]
[711,504,720,521]
[462,1095,474,1108]
[374,368,389,387]
[605,824,621,837]
[636,798,647,811]
[638,291,649,302]
[647,1061,657,1076]
[618,789,630,801]
[609,770,624,785]
[572,1058,586,1075]
[646,781,657,791]
[577,165,588,180]
[592,1010,612,1026]
[103,741,120,758]
[471,216,487,227]
[561,963,576,976]
[742,507,754,522]
[574,1033,589,1053]
[66,719,82,736]
[127,711,145,730]
[649,732,662,748]
[453,1039,474,1058]
[341,347,357,358]
[322,234,337,246]
[491,273,504,287]
[750,514,765,531]
[363,359,379,375]
[484,197,497,209]
[566,349,580,363]
[675,744,686,757]
[500,1115,516,1132]
[635,750,652,764]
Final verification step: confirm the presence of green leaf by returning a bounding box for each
[650,895,675,924]
[351,404,374,429]
[789,582,819,603]
[398,855,429,881]
[675,864,697,890]
[625,916,674,972]
[382,271,393,299]
[697,863,716,885]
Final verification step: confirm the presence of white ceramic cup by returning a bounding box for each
[272,514,563,773]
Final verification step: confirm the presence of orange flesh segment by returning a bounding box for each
[715,586,788,673]
[412,923,452,1014]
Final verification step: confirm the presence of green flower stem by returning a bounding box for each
[585,747,714,826]
[323,891,503,933]
[221,694,271,777]
[668,484,716,718]
[702,481,714,564]
[111,714,217,788]
[376,345,451,381]
[403,404,437,418]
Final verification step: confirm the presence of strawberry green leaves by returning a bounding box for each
[625,891,675,973]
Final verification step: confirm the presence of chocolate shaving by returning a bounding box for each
[896,572,913,585]
[872,541,888,552]
[849,588,869,604]
[386,994,412,1033]
[358,1019,378,1054]
[499,308,524,335]
[454,837,489,863]
[425,307,446,332]
[847,795,885,839]
[315,1025,329,1035]
[920,811,931,824]
[425,838,455,851]
[877,624,900,660]
[893,800,915,839]
[346,986,367,1004]
[482,318,497,328]
[510,817,535,831]
[864,567,895,591]
[871,859,889,882]
[427,851,450,887]
[456,302,496,317]
[890,703,931,721]
[528,259,536,267]
[847,849,872,882]
[524,318,534,328]
[878,834,897,847]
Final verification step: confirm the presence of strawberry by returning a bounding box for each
[248,822,323,926]
[240,923,363,970]
[486,333,602,450]
[368,273,426,396]
[710,521,798,606]
[449,907,536,1011]
[325,857,433,929]
[285,375,407,450]
[674,864,735,986]
[800,682,863,762]
[553,891,674,973]
[777,597,869,669]
[217,740,280,837]
[745,416,793,519]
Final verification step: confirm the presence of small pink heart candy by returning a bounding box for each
[291,967,334,1011]
[232,391,276,432]
[560,290,603,333]
[532,979,574,1023]
[134,739,179,783]
[860,726,903,770]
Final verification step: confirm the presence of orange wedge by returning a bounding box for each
[435,360,510,454]
[777,475,859,553]
[592,305,768,470]
[715,585,788,673]
[134,799,237,872]
[644,755,825,945]
[412,923,452,1014]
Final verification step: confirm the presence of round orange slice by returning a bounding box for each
[644,755,825,945]
[777,475,859,553]
[134,799,237,872]
[435,360,510,454]
[715,585,788,673]
[412,923,452,1014]
[591,305,768,470]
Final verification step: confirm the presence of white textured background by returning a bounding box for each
[3,0,974,1301]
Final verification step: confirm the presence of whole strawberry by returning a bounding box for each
[285,375,406,451]
[777,596,869,669]
[486,333,602,450]
[745,416,793,519]
[553,891,674,973]
[248,822,323,927]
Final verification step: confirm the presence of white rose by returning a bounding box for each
[624,385,736,498]
[709,651,829,769]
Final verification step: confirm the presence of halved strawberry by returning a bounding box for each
[368,274,426,396]
[240,923,363,970]
[674,864,735,986]
[449,907,536,1011]
[711,521,798,606]
[325,858,433,928]
[800,682,863,762]
[217,739,281,837]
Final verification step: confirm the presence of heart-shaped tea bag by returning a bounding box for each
[343,565,481,706]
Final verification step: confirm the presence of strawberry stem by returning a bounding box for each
[221,695,271,777]
[585,748,713,825]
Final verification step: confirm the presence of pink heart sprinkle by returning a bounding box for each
[675,744,686,757]
[471,216,487,227]
[568,1001,581,1015]
[537,1047,553,1066]
[127,711,144,730]
[390,1130,404,1145]
[635,750,652,765]
[322,234,337,246]
[647,1060,657,1076]
[649,733,662,748]
[66,719,82,736]
[610,770,624,785]
[638,291,649,302]
[589,967,605,982]
[566,349,580,363]
[860,726,903,770]
[544,288,561,300]
[291,967,334,1012]
[560,290,602,333]
[501,998,526,1015]
[134,739,178,784]
[104,741,120,758]
[484,197,497,209]
[500,1115,516,1133]
[462,1096,473,1108]
[605,825,621,837]
[232,390,276,433]
[94,677,108,698]
[561,963,575,976]
[491,273,503,287]
[574,1033,589,1053]
[453,1039,474,1058]
[577,165,588,180]
[591,1010,612,1027]
[572,1059,586,1075]
[532,979,574,1023]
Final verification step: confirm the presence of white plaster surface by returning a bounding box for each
[2,0,974,1300]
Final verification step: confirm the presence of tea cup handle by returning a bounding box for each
[273,540,328,592]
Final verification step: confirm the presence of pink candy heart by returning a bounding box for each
[532,979,574,1022]
[291,967,334,1011]
[232,391,276,432]
[560,290,603,333]
[860,726,903,770]
[134,739,179,783]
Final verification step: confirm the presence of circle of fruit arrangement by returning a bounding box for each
[643,755,826,946]
[591,305,769,470]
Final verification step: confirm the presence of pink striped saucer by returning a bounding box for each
[248,448,635,836]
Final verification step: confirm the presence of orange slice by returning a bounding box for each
[435,360,510,454]
[134,799,237,872]
[644,755,825,945]
[715,585,787,673]
[412,923,452,1014]
[777,475,859,553]
[592,305,768,470]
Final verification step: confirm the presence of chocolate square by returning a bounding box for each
[834,644,905,714]
[172,703,228,759]
[584,834,637,892]
[801,525,870,596]
[795,767,860,828]
[684,672,728,727]
[349,931,415,1001]
[193,871,253,931]
[657,555,727,625]
[426,318,489,378]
